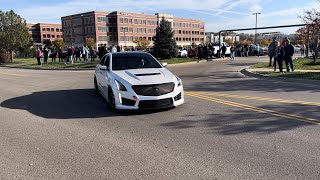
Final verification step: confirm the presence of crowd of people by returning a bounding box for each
[268,37,295,72]
[34,44,132,65]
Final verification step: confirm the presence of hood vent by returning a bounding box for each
[135,73,161,76]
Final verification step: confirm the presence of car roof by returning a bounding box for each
[110,51,149,55]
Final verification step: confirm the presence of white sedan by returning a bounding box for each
[94,52,184,110]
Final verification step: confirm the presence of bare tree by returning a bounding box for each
[299,5,320,63]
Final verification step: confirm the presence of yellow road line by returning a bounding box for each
[188,91,320,106]
[0,71,28,77]
[186,92,320,124]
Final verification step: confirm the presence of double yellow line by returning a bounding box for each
[192,92,320,106]
[186,91,320,124]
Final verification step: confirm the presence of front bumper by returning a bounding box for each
[114,86,184,110]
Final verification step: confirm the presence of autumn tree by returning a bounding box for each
[224,38,233,45]
[52,38,64,50]
[134,39,150,51]
[85,37,95,48]
[260,39,271,46]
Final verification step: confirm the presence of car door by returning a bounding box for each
[100,55,111,98]
[96,55,107,94]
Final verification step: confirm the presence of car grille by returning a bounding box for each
[121,98,136,106]
[132,83,175,96]
[138,98,173,109]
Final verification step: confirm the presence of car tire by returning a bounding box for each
[108,87,116,109]
[94,76,99,95]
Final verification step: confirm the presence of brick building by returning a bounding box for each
[61,11,205,49]
[27,23,63,45]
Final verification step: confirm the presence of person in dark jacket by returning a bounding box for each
[58,47,62,62]
[283,39,295,72]
[43,47,49,64]
[221,44,227,59]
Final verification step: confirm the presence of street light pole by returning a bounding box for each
[253,12,261,45]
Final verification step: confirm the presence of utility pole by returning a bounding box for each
[252,12,261,45]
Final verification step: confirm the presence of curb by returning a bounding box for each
[240,68,320,83]
[0,65,95,71]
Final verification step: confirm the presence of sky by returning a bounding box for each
[1,0,319,34]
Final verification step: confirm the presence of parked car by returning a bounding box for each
[178,49,188,57]
[94,52,184,110]
[261,46,269,55]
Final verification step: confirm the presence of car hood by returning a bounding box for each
[112,68,176,85]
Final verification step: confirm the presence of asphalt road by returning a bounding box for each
[0,56,320,180]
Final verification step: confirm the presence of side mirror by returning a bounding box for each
[100,65,108,71]
[162,62,168,67]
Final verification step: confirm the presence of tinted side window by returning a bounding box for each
[99,56,106,65]
[104,56,110,68]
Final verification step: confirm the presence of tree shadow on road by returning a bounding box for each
[161,103,318,135]
[1,89,172,119]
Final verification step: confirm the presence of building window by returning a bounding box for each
[42,28,46,31]
[98,26,108,32]
[98,17,108,23]
[120,18,123,23]
[52,35,55,38]
[98,36,109,41]
[124,18,128,23]
[51,28,54,32]
[57,35,60,38]
[56,28,59,32]
[90,17,94,23]
[46,28,50,31]
[129,19,132,24]
[47,34,51,38]
[43,34,46,38]
[113,27,117,32]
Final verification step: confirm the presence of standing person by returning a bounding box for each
[268,37,278,66]
[98,44,103,60]
[221,44,227,59]
[67,46,73,64]
[244,44,248,57]
[43,46,49,64]
[230,45,235,60]
[35,47,42,65]
[277,44,285,72]
[240,45,244,57]
[90,47,95,62]
[51,47,57,63]
[197,45,203,63]
[117,45,121,52]
[58,47,62,62]
[82,46,89,62]
[284,39,295,72]
[300,44,305,56]
[111,44,117,52]
[255,44,260,57]
[76,47,81,62]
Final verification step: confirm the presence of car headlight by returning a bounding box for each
[175,76,182,87]
[115,80,127,91]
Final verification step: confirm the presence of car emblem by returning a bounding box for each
[153,87,160,91]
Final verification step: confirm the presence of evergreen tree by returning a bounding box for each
[154,17,178,59]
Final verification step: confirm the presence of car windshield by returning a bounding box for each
[112,53,162,71]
